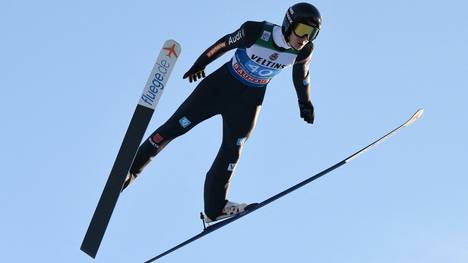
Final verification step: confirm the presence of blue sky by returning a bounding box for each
[1,0,467,262]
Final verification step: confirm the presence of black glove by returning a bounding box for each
[183,64,206,83]
[298,100,315,124]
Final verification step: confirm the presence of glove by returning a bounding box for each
[298,100,315,124]
[183,64,206,83]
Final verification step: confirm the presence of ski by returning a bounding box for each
[81,40,181,259]
[144,109,424,263]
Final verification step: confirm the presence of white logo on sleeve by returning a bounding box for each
[228,29,245,45]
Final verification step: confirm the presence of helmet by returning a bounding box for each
[282,2,322,41]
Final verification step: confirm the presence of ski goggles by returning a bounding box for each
[293,23,320,41]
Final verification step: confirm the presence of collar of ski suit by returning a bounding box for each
[272,25,291,49]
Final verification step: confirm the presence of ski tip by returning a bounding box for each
[160,39,181,59]
[164,39,181,49]
[404,108,424,127]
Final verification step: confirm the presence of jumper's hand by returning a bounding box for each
[183,65,206,83]
[298,100,315,124]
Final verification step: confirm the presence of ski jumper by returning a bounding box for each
[129,21,314,220]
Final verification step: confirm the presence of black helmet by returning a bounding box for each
[282,2,322,41]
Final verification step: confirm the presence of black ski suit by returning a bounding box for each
[128,21,314,220]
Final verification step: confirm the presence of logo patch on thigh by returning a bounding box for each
[152,133,164,144]
[236,137,247,146]
[179,117,192,128]
[227,163,237,172]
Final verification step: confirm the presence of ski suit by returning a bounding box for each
[129,20,314,220]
